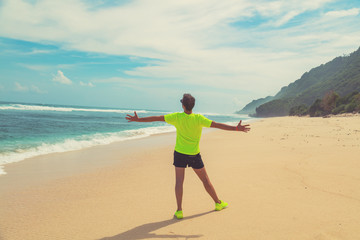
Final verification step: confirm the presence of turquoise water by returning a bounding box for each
[0,101,251,175]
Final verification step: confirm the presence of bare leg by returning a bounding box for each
[175,167,185,211]
[193,167,221,204]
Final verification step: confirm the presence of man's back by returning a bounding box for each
[164,112,212,155]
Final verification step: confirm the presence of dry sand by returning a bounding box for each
[0,116,360,240]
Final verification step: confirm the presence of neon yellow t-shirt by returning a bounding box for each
[164,112,212,155]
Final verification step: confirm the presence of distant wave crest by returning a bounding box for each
[0,104,151,114]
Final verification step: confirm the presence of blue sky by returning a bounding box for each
[0,0,360,113]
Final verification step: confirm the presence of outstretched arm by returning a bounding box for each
[126,111,165,122]
[210,120,250,133]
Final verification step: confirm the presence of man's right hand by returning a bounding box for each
[236,120,250,133]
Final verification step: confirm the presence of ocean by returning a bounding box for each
[0,101,251,175]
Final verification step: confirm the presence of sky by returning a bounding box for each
[0,0,360,113]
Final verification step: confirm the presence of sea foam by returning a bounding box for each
[0,125,175,175]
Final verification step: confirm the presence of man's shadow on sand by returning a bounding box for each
[98,211,214,240]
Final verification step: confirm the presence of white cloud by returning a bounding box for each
[80,81,94,87]
[272,10,300,27]
[14,82,28,92]
[14,82,46,93]
[325,8,360,18]
[31,85,47,94]
[52,70,72,85]
[256,0,332,26]
[27,49,53,54]
[0,0,337,59]
[19,63,51,71]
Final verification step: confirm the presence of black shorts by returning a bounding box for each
[173,151,204,169]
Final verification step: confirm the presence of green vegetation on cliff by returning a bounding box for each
[249,47,360,117]
[289,91,360,117]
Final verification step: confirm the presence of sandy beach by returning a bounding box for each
[1,115,360,240]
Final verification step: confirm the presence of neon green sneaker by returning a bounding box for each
[174,210,183,219]
[215,200,228,211]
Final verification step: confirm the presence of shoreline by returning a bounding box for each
[0,130,177,193]
[0,125,176,176]
[1,116,360,239]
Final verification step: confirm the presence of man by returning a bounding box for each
[126,93,250,219]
